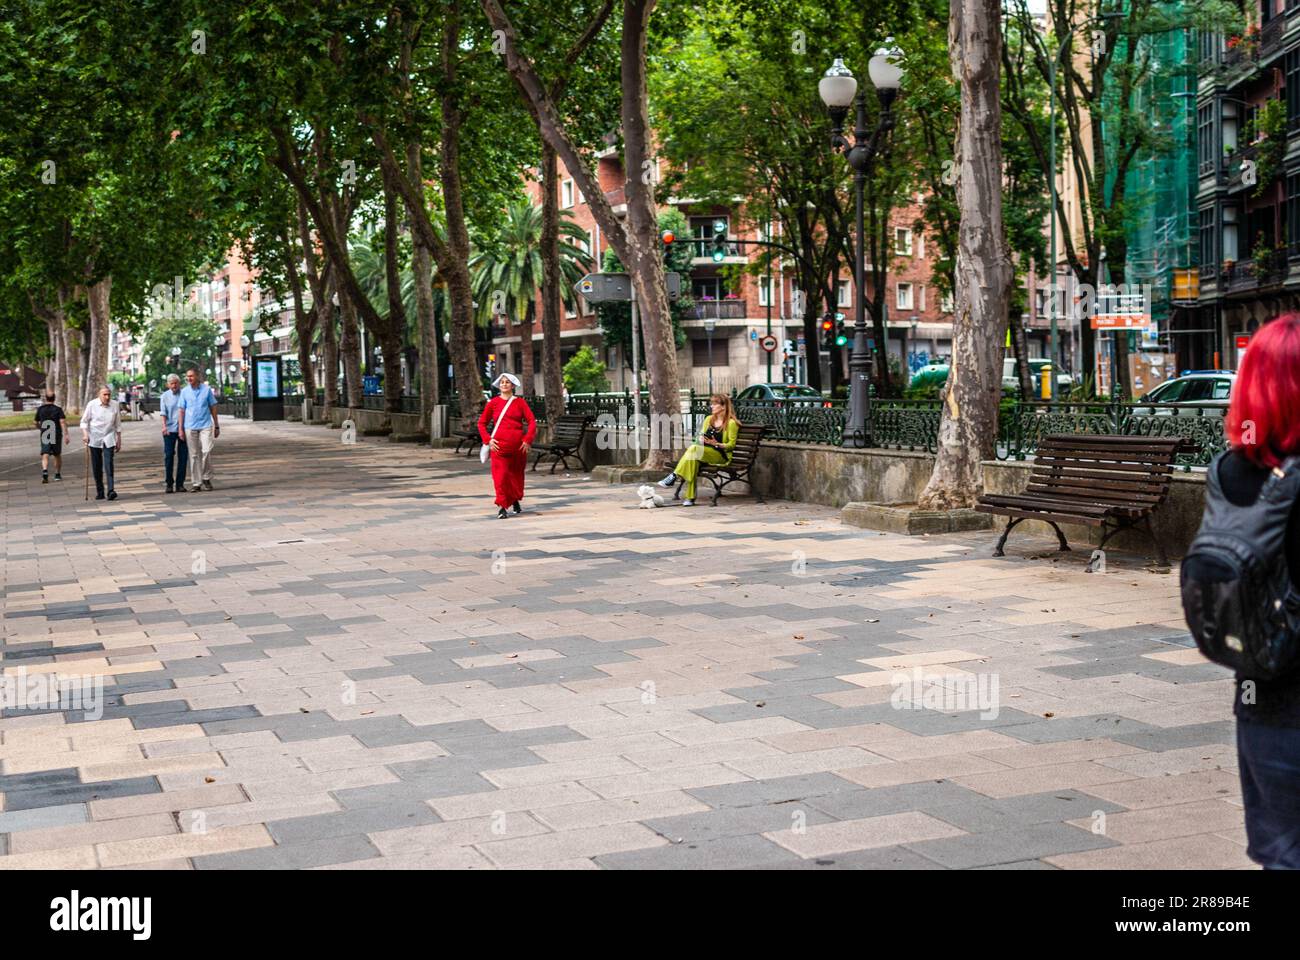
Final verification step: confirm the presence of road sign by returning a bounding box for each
[759,334,779,352]
[1091,313,1151,330]
[573,272,681,302]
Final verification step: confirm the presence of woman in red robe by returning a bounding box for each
[478,373,537,518]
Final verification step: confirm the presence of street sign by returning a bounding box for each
[1091,313,1151,330]
[573,272,681,302]
[1235,334,1250,350]
[759,334,779,352]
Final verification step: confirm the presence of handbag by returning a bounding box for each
[480,396,517,464]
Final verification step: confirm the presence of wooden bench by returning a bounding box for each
[975,434,1184,567]
[453,425,482,457]
[675,424,767,506]
[531,414,594,473]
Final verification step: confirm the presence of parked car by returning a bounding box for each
[736,383,824,402]
[1002,358,1073,396]
[735,384,833,408]
[1136,371,1234,415]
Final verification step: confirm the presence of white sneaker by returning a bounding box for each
[656,473,677,488]
[681,498,695,507]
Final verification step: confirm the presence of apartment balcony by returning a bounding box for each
[1225,145,1259,194]
[692,299,749,320]
[1220,255,1287,294]
[1261,16,1285,59]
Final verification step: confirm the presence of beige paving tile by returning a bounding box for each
[952,761,1141,799]
[0,846,98,870]
[313,848,495,870]
[867,730,1026,762]
[972,738,1146,769]
[1045,833,1255,870]
[476,822,666,867]
[428,782,602,821]
[370,813,553,855]
[8,813,178,854]
[580,763,752,800]
[96,824,274,867]
[837,754,1014,789]
[1082,769,1242,810]
[481,756,643,789]
[765,812,966,858]
[1067,800,1244,845]
[532,790,711,832]
[89,784,248,820]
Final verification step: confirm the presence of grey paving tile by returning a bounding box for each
[686,773,860,809]
[267,801,441,843]
[905,822,1116,869]
[594,833,801,870]
[192,834,381,870]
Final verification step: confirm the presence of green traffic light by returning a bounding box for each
[835,335,848,346]
[711,247,725,262]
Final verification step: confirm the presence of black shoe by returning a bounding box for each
[175,486,186,494]
[107,490,118,501]
[202,480,213,490]
[166,485,174,494]
[511,501,521,514]
[54,473,61,480]
[95,493,105,500]
[497,508,509,519]
[42,473,48,484]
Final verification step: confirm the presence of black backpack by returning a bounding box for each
[1181,452,1300,680]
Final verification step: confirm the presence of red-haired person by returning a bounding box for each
[478,373,537,519]
[1203,313,1300,868]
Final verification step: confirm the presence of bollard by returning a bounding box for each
[1040,362,1052,400]
[431,404,449,439]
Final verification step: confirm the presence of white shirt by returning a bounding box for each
[80,399,121,448]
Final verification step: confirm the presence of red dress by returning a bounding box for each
[478,395,537,508]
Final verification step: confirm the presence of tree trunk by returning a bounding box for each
[481,0,680,468]
[918,0,1012,510]
[518,300,536,395]
[1009,312,1033,397]
[338,289,363,409]
[83,275,112,406]
[407,140,440,420]
[321,277,340,412]
[381,176,409,415]
[58,287,81,412]
[539,141,565,412]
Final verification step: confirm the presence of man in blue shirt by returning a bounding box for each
[159,373,187,493]
[178,367,220,492]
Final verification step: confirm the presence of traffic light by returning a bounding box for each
[820,314,835,349]
[485,353,496,380]
[661,229,675,262]
[710,219,727,262]
[835,324,849,348]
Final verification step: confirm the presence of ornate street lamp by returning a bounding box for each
[820,39,904,446]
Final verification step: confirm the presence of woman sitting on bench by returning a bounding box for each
[657,393,739,506]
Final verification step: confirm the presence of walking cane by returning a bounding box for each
[84,442,90,501]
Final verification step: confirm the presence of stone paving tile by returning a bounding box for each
[0,421,1246,869]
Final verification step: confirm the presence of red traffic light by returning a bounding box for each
[820,319,833,332]
[661,229,675,245]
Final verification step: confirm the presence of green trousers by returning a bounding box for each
[674,444,727,499]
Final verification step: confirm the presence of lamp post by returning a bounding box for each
[820,40,903,446]
[703,316,716,393]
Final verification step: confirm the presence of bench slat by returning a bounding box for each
[974,503,1108,527]
[1032,456,1174,474]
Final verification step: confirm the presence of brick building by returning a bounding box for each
[518,149,953,394]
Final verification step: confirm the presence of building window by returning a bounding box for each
[562,179,575,208]
[916,233,925,259]
[919,286,926,311]
[1199,207,1216,276]
[758,277,772,307]
[1197,104,1215,175]
[896,283,914,310]
[1288,174,1300,257]
[941,290,954,313]
[1288,49,1300,131]
[894,227,913,256]
[692,337,730,367]
[837,279,852,307]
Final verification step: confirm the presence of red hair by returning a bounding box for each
[1227,312,1300,467]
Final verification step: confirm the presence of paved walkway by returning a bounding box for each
[0,418,1248,869]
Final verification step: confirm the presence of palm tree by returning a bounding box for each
[470,201,592,393]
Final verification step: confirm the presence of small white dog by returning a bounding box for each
[636,484,666,508]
